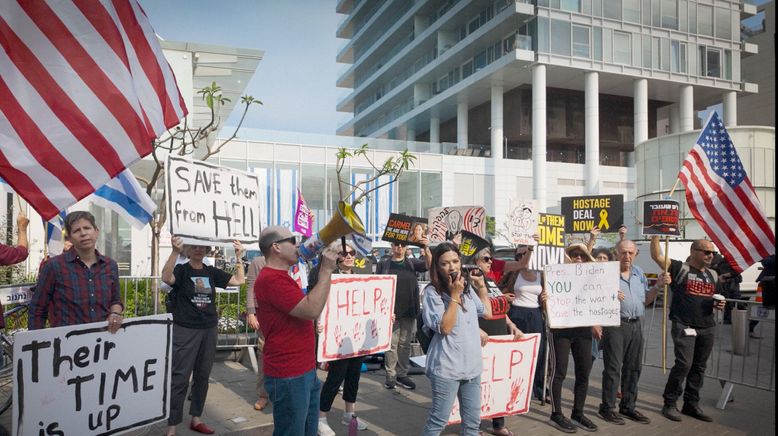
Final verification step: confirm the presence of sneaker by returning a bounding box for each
[571,414,598,432]
[318,418,336,436]
[549,413,577,433]
[396,376,416,390]
[619,408,651,424]
[681,404,713,422]
[661,405,683,422]
[597,409,625,425]
[384,379,396,389]
[341,413,369,430]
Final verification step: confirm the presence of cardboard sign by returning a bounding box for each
[448,334,540,424]
[561,195,623,234]
[0,283,34,306]
[294,188,313,237]
[381,213,428,247]
[458,231,490,269]
[317,275,396,362]
[544,262,621,328]
[166,155,261,248]
[13,314,173,435]
[529,214,566,270]
[506,199,539,246]
[642,200,681,236]
[428,206,486,242]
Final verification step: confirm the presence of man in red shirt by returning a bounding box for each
[255,226,338,436]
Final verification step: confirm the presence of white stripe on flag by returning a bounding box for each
[90,169,156,229]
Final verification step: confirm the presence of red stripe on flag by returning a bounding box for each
[112,0,183,130]
[20,1,151,158]
[733,184,776,250]
[0,152,60,219]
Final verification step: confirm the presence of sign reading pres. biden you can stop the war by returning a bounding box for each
[561,194,623,234]
[13,314,172,436]
[166,155,261,249]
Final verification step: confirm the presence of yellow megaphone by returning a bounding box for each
[299,201,365,260]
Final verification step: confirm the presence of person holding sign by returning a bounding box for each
[255,226,339,436]
[162,236,245,435]
[650,237,726,423]
[31,211,124,333]
[499,244,548,405]
[310,241,370,435]
[0,208,29,265]
[546,244,598,433]
[597,240,666,425]
[421,242,492,436]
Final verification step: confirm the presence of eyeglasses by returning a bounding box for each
[273,236,297,246]
[340,250,356,257]
[479,256,493,262]
[392,242,405,248]
[569,251,586,258]
[693,248,717,256]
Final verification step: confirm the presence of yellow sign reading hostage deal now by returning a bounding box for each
[561,195,623,234]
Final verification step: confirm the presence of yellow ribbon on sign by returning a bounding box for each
[598,209,610,229]
[354,258,366,269]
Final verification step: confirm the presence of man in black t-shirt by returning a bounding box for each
[377,240,430,390]
[650,237,726,423]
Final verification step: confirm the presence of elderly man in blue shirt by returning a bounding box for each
[597,239,668,425]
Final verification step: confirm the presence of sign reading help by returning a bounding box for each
[317,275,396,362]
[642,200,681,236]
[561,195,623,234]
[448,334,540,424]
[166,155,261,248]
[544,262,621,328]
[13,314,173,435]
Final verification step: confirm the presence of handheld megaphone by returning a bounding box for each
[298,201,366,260]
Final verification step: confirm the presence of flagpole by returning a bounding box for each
[661,179,682,374]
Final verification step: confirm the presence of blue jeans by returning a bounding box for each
[423,373,482,436]
[265,370,320,436]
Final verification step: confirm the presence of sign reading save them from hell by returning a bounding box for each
[642,200,681,236]
[543,262,621,328]
[13,314,172,435]
[448,334,540,424]
[317,275,397,362]
[166,155,261,249]
[561,194,623,234]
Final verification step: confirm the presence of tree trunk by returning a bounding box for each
[150,218,161,313]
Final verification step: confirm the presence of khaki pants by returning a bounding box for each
[384,317,415,382]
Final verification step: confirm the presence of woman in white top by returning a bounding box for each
[498,244,548,403]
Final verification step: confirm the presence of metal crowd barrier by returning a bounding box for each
[642,297,775,409]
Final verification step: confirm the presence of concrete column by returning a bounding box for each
[585,71,599,195]
[723,91,737,126]
[491,85,504,160]
[632,78,648,168]
[430,116,440,153]
[457,102,468,149]
[669,105,680,134]
[679,85,694,132]
[532,65,547,212]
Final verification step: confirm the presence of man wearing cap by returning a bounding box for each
[255,226,339,436]
[650,237,725,423]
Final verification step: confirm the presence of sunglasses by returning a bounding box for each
[693,248,717,256]
[273,236,297,246]
[569,251,586,258]
[479,256,493,262]
[340,250,356,257]
[392,242,406,248]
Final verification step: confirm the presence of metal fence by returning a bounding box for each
[642,297,775,409]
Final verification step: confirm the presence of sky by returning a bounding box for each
[138,0,347,134]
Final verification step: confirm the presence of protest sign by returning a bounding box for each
[13,314,173,435]
[428,206,486,242]
[506,199,538,246]
[448,334,540,424]
[544,262,621,328]
[381,213,428,247]
[561,195,623,234]
[166,155,260,248]
[0,283,33,306]
[294,188,313,237]
[529,213,566,270]
[642,200,681,236]
[317,275,396,362]
[458,231,490,269]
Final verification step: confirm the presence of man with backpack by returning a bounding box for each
[650,237,726,423]
[377,240,430,390]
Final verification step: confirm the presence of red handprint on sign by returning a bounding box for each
[505,377,526,411]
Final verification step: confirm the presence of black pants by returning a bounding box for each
[168,324,217,425]
[508,306,547,400]
[600,319,643,413]
[663,321,715,407]
[549,328,592,416]
[320,356,365,412]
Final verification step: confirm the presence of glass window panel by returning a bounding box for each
[582,0,592,14]
[604,0,622,19]
[688,2,696,33]
[724,49,731,79]
[603,29,613,62]
[538,17,549,52]
[301,164,325,210]
[679,0,687,31]
[661,0,678,29]
[551,0,561,8]
[661,37,670,70]
[593,0,602,16]
[652,0,661,26]
[398,171,419,215]
[643,35,652,67]
[652,37,661,68]
[706,47,721,77]
[698,4,713,36]
[573,25,591,58]
[561,0,581,12]
[550,19,571,56]
[420,172,442,216]
[680,42,687,73]
[716,8,732,39]
[642,0,651,24]
[624,0,641,22]
[593,27,603,60]
[613,31,631,64]
[671,40,680,71]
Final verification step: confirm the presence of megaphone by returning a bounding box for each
[299,201,366,261]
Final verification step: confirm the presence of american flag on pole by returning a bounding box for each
[679,111,775,273]
[0,0,187,220]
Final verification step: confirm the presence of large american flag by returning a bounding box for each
[679,111,775,273]
[0,0,187,220]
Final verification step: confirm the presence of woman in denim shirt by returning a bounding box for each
[421,242,492,435]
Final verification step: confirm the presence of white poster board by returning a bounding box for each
[0,283,34,306]
[427,206,487,242]
[505,199,539,246]
[544,262,621,328]
[13,314,173,435]
[317,275,396,362]
[448,334,540,424]
[166,155,261,249]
